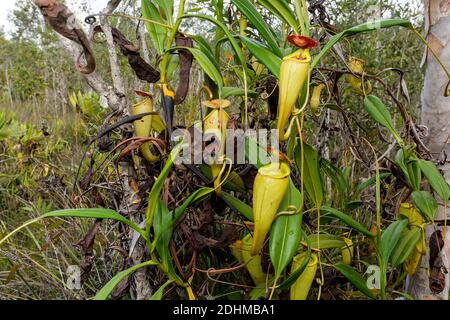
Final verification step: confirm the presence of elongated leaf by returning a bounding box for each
[149,280,174,300]
[153,0,174,25]
[95,260,157,300]
[141,0,167,54]
[222,192,253,221]
[239,36,282,78]
[42,209,143,234]
[321,206,373,238]
[145,142,184,234]
[335,263,376,299]
[407,160,422,191]
[417,159,450,203]
[307,234,346,250]
[244,136,274,169]
[153,200,180,282]
[256,0,298,32]
[354,173,391,195]
[153,187,214,245]
[174,187,214,221]
[232,0,282,57]
[270,180,303,280]
[412,190,438,221]
[345,200,363,212]
[312,19,413,68]
[295,143,323,208]
[394,149,412,187]
[200,165,246,193]
[321,159,348,204]
[222,87,257,98]
[169,46,223,89]
[391,228,421,267]
[0,208,147,246]
[364,95,403,145]
[166,55,180,80]
[379,219,408,262]
[190,35,220,69]
[278,230,311,289]
[182,14,247,69]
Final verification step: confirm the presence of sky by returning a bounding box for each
[0,0,109,35]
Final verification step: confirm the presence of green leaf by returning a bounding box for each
[354,173,391,195]
[307,234,346,250]
[174,187,214,221]
[407,160,422,191]
[278,230,312,289]
[153,0,174,25]
[411,190,438,221]
[153,200,180,282]
[169,46,223,89]
[321,206,373,238]
[182,14,247,69]
[166,55,180,80]
[295,143,323,208]
[364,95,403,146]
[321,159,348,205]
[145,142,184,235]
[200,165,246,193]
[141,0,167,54]
[244,136,274,169]
[222,192,253,221]
[334,263,376,299]
[42,209,143,234]
[239,36,282,78]
[153,187,214,244]
[379,219,408,262]
[255,0,298,33]
[269,180,303,281]
[222,87,257,98]
[391,228,421,267]
[94,260,157,300]
[345,200,363,212]
[149,280,174,300]
[394,148,412,187]
[0,208,147,246]
[312,19,413,68]
[191,35,220,69]
[417,159,450,203]
[231,0,282,57]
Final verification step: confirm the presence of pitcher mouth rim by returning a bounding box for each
[258,162,291,179]
[287,35,317,49]
[202,99,231,109]
[283,49,312,63]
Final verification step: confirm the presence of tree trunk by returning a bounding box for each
[407,0,450,300]
[33,0,154,300]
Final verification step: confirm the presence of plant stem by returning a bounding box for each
[363,137,384,299]
[160,0,187,83]
[294,0,309,36]
[413,29,450,96]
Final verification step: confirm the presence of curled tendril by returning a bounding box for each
[92,27,107,44]
[85,14,98,25]
[276,205,301,218]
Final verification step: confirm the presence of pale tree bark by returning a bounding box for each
[99,0,152,300]
[407,0,450,300]
[138,22,151,64]
[34,0,153,299]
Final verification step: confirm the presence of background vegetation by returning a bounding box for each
[0,0,437,300]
